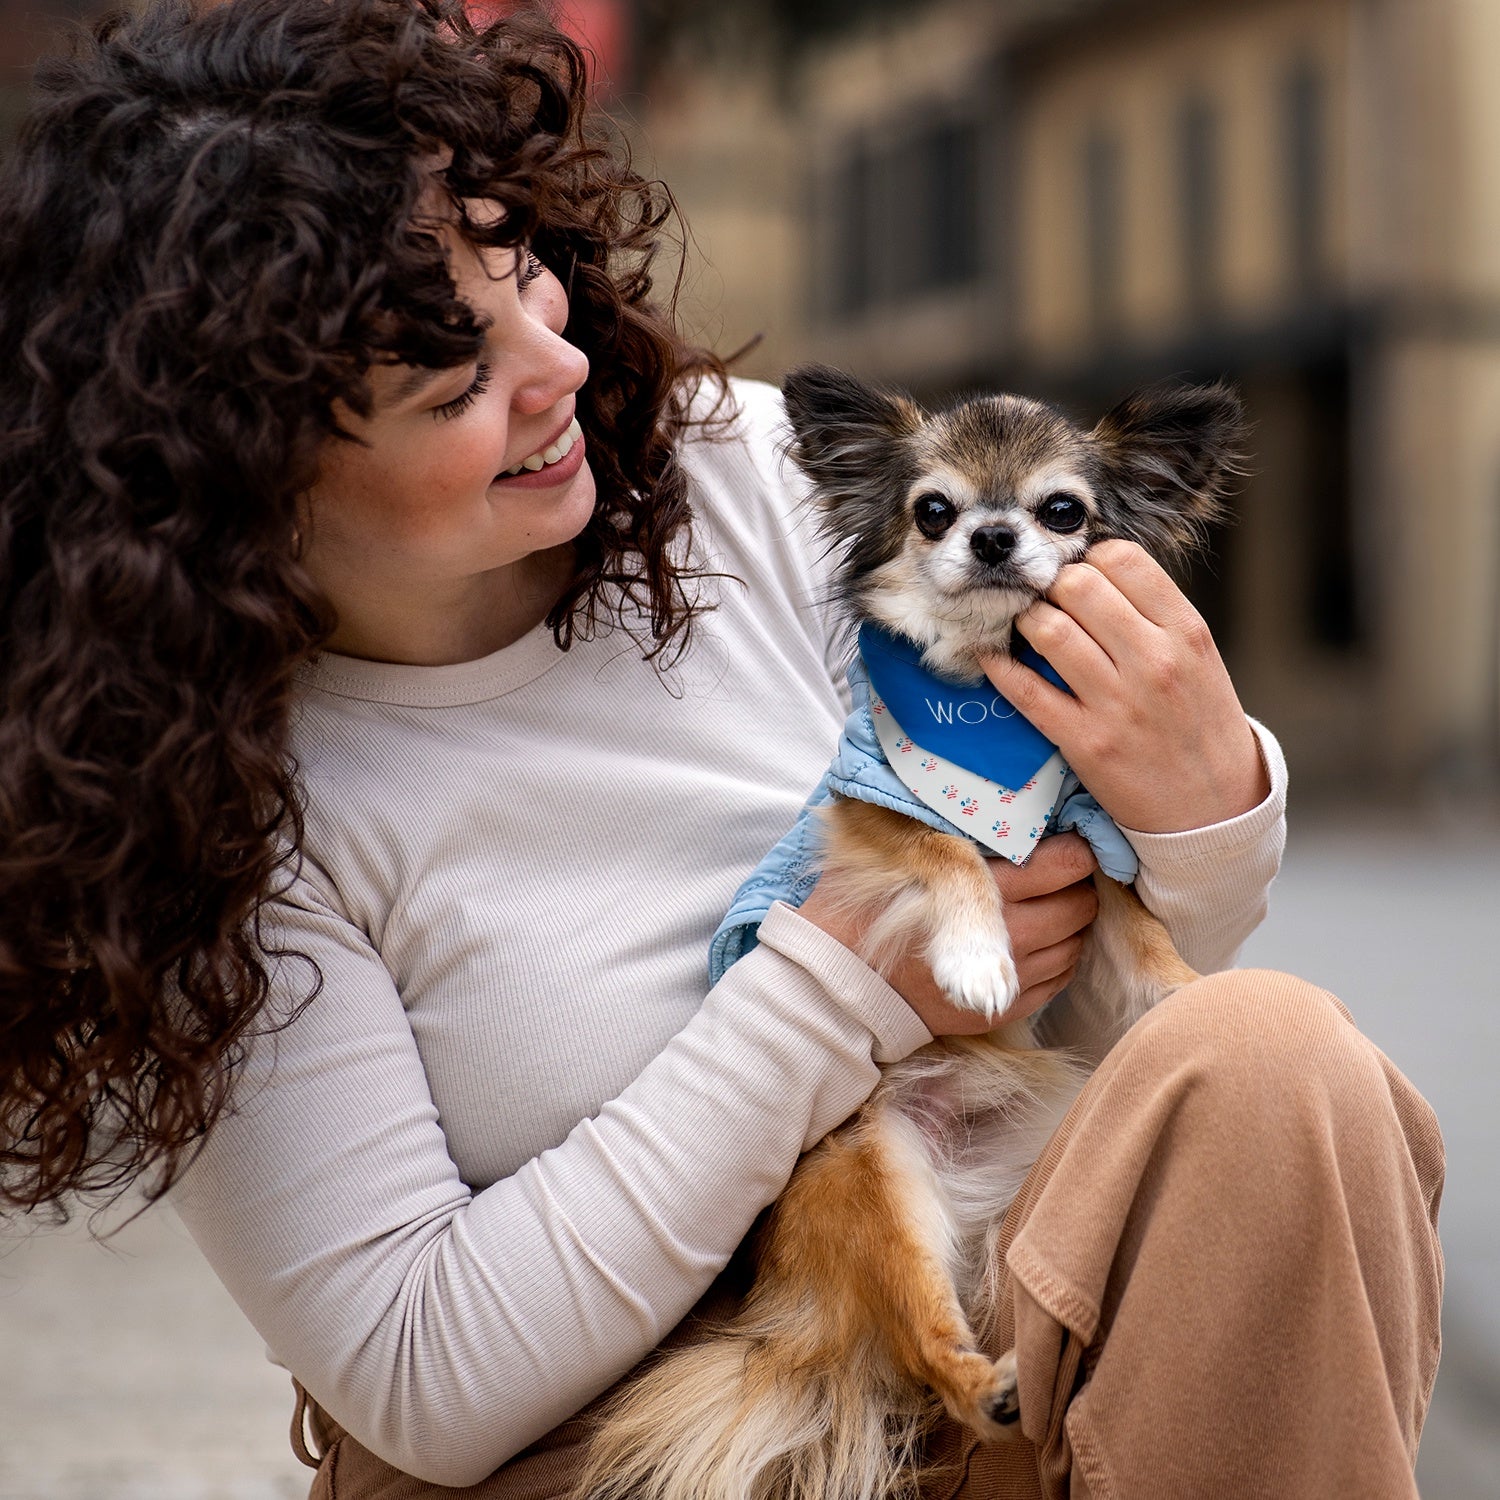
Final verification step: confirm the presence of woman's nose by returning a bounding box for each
[509,274,590,415]
[510,328,588,417]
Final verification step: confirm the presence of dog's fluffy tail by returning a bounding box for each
[575,1317,932,1500]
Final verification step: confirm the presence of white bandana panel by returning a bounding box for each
[869,690,1067,865]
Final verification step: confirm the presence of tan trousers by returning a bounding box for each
[293,970,1445,1500]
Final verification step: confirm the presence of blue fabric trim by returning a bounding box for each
[708,652,1139,986]
[857,623,1067,788]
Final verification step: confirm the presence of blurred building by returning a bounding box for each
[3,0,1495,789]
[636,0,1500,793]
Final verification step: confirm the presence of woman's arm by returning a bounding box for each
[983,539,1286,972]
[172,879,928,1487]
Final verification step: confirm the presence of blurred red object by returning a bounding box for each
[464,0,630,97]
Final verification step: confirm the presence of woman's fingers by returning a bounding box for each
[987,537,1264,832]
[981,635,1085,745]
[1015,594,1116,690]
[990,833,1097,901]
[981,569,1138,733]
[1083,538,1202,631]
[993,837,1099,1013]
[1042,558,1152,672]
[1003,879,1099,960]
[1010,934,1090,1023]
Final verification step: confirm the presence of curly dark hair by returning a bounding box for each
[0,0,724,1213]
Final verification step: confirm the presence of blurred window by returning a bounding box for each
[1083,123,1122,338]
[1283,56,1325,295]
[876,131,920,305]
[924,116,980,291]
[833,139,874,318]
[1302,358,1360,650]
[828,115,980,320]
[1178,92,1219,321]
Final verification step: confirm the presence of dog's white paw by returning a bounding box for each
[930,935,1020,1019]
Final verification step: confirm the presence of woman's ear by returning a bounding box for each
[1087,382,1249,559]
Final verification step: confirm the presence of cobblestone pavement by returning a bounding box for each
[1,809,1496,1499]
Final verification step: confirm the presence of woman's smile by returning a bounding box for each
[496,414,586,487]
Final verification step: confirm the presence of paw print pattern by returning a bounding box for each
[868,709,1064,865]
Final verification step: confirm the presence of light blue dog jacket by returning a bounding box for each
[708,651,1138,985]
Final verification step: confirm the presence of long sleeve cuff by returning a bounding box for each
[1118,718,1288,973]
[756,902,934,1063]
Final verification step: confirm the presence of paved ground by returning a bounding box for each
[1238,805,1500,1500]
[1,806,1496,1499]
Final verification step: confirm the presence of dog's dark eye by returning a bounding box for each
[1038,494,1087,534]
[913,492,957,539]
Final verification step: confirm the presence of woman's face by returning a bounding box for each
[302,225,594,657]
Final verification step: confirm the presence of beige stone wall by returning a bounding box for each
[623,61,806,383]
[1352,0,1500,780]
[1015,0,1351,367]
[631,0,1500,785]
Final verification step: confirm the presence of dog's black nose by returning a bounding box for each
[969,525,1016,566]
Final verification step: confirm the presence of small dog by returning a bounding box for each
[578,367,1247,1500]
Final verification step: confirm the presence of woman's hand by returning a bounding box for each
[983,540,1269,835]
[799,834,1100,1036]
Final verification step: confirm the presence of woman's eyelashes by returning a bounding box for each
[432,360,493,422]
[429,254,544,422]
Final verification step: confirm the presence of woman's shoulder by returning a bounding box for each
[678,375,787,471]
[675,375,813,551]
[672,373,846,676]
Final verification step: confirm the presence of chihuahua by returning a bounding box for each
[578,367,1248,1500]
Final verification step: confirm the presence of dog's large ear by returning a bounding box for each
[1087,382,1248,560]
[781,364,923,526]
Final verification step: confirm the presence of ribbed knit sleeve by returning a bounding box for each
[173,885,929,1487]
[1123,718,1288,974]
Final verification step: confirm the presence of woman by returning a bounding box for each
[0,2,1441,1497]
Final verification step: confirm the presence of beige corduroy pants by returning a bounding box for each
[293,969,1445,1500]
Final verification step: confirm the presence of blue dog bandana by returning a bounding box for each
[858,623,1068,791]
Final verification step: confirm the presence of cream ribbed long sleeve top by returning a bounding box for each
[171,379,1288,1486]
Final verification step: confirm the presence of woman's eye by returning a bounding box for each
[1038,494,1087,533]
[433,361,492,422]
[517,249,544,291]
[913,492,957,539]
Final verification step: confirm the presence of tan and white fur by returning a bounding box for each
[577,367,1248,1500]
